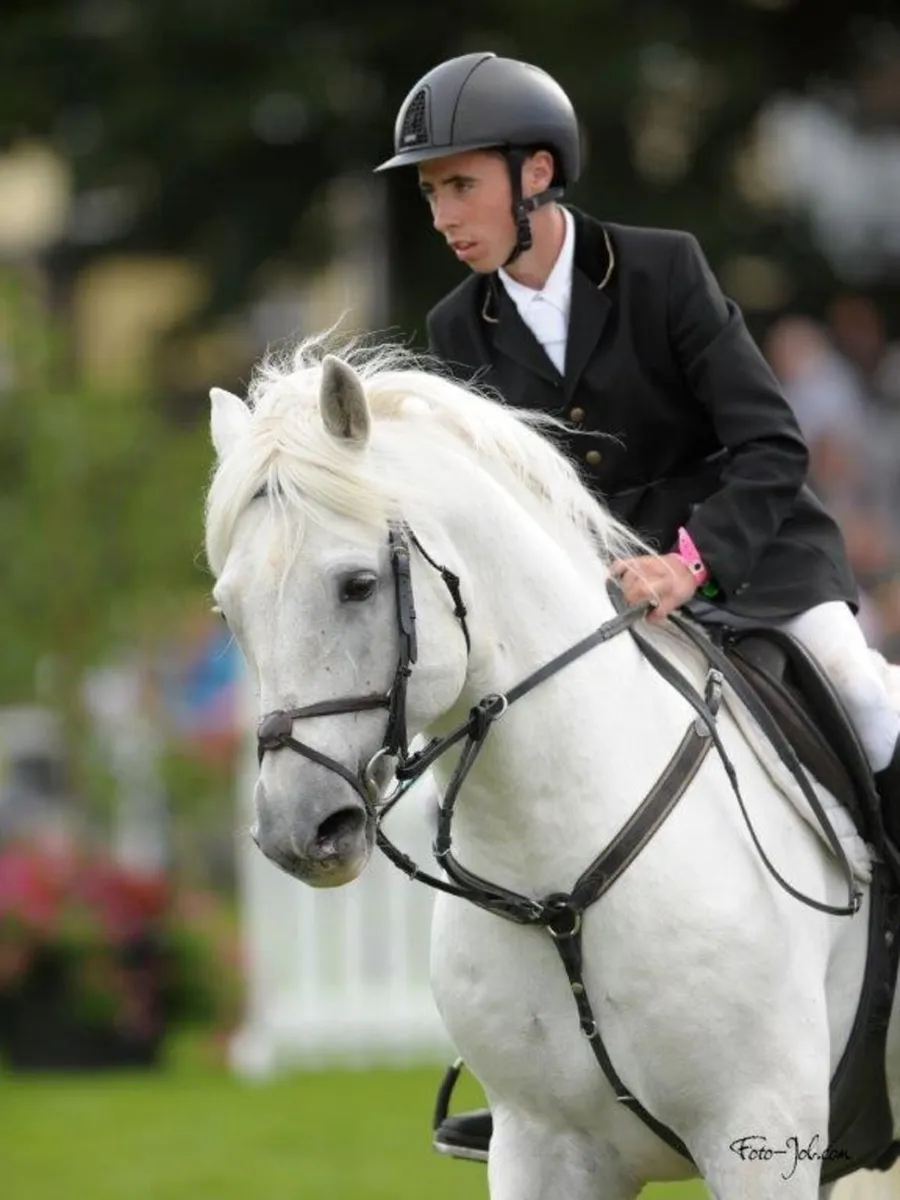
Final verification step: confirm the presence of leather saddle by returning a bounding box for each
[432,624,900,1181]
[723,625,881,846]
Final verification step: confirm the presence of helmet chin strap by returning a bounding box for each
[502,148,564,267]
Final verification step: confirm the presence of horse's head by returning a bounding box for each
[205,352,470,887]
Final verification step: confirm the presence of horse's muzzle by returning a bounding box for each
[253,784,374,887]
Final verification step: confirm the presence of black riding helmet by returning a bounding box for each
[375,52,581,264]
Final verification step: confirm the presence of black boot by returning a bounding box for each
[432,1108,492,1162]
[431,1060,492,1162]
[874,738,900,853]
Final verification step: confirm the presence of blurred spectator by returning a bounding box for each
[764,312,900,648]
[763,315,872,505]
[827,292,900,413]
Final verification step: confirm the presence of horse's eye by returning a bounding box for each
[340,572,378,603]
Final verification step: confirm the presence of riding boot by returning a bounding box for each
[874,737,900,852]
[432,1107,492,1162]
[431,1061,492,1162]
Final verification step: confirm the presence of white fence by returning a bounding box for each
[228,725,453,1077]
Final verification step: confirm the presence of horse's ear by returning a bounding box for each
[209,386,250,460]
[319,356,370,446]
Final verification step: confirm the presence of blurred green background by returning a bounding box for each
[2,2,900,1197]
[2,1043,706,1200]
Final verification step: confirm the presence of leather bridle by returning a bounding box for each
[256,524,468,802]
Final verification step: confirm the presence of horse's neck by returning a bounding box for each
[429,492,689,897]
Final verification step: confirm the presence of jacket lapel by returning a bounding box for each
[486,279,562,387]
[563,266,612,400]
[562,210,615,399]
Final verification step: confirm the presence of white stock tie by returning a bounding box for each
[526,294,568,375]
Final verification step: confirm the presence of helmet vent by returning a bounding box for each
[400,89,429,147]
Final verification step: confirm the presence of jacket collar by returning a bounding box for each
[480,207,616,397]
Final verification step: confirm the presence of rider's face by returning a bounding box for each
[417,151,517,274]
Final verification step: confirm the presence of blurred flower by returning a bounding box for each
[0,840,238,1055]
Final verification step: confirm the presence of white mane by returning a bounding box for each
[204,333,647,576]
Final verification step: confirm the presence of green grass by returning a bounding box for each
[1,1049,707,1199]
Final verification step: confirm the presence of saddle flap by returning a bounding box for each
[725,627,880,847]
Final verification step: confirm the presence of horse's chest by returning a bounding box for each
[430,900,597,1106]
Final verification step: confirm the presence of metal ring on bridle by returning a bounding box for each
[363,746,399,807]
[483,693,509,720]
[547,908,582,939]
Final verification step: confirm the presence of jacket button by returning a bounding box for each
[585,449,602,467]
[569,406,586,424]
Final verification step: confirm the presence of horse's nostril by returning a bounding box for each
[315,806,367,854]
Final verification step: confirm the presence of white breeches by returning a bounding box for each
[774,602,900,772]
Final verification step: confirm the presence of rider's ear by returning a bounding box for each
[209,386,250,460]
[319,356,371,447]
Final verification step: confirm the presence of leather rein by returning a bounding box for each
[256,521,862,1160]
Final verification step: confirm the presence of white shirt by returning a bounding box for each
[498,206,575,375]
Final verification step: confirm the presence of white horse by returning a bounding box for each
[204,336,900,1200]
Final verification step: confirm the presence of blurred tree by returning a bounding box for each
[0,0,897,356]
[0,272,210,717]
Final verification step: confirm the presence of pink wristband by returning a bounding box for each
[675,527,709,586]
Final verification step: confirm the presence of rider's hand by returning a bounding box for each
[610,553,699,623]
